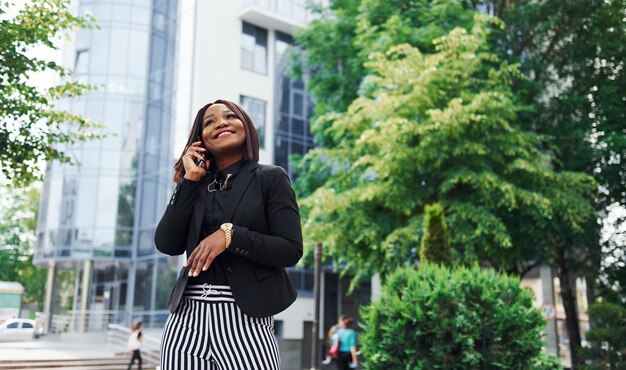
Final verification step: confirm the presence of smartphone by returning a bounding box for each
[195,137,214,170]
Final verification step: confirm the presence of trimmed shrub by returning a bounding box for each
[419,203,452,266]
[360,264,561,369]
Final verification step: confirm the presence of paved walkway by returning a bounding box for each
[0,333,119,361]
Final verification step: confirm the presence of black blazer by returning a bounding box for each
[154,161,303,317]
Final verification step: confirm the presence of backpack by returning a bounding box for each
[329,331,340,358]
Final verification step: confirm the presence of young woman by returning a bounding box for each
[127,321,143,370]
[323,314,346,365]
[155,99,303,369]
[335,317,358,370]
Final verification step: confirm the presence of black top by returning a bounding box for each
[188,159,245,285]
[155,161,303,317]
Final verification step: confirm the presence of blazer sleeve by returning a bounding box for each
[154,179,201,255]
[229,167,303,267]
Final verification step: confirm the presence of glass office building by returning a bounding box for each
[34,0,191,329]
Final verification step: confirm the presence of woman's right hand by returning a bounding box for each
[182,141,210,181]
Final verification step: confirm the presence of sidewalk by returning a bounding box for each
[0,333,119,361]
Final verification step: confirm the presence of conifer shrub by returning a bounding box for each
[360,264,561,369]
[419,203,452,266]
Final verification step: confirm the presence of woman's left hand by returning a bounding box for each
[184,230,227,276]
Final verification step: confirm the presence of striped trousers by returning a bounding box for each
[160,284,281,370]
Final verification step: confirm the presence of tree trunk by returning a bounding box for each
[557,252,582,368]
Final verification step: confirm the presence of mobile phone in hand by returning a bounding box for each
[195,137,213,169]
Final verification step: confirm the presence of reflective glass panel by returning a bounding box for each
[75,176,98,227]
[95,176,120,228]
[241,22,267,74]
[133,260,154,310]
[240,96,266,149]
[108,29,130,75]
[75,50,90,75]
[93,228,115,249]
[155,257,177,310]
[138,228,155,257]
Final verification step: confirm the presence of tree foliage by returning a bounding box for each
[295,2,621,363]
[580,302,626,369]
[496,0,625,211]
[0,182,46,309]
[0,0,104,186]
[419,203,452,266]
[360,264,560,369]
[293,0,477,146]
[297,0,624,207]
[493,2,625,362]
[298,17,595,286]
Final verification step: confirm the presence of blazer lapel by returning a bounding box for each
[223,161,259,222]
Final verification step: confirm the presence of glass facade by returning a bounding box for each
[35,0,193,328]
[36,0,152,264]
[274,31,314,178]
[128,0,186,327]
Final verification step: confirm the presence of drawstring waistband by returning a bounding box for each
[184,284,235,303]
[200,283,221,298]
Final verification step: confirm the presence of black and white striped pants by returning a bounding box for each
[160,284,280,370]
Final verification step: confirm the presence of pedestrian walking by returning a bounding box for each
[127,321,143,370]
[335,317,358,370]
[322,314,346,365]
[156,99,303,370]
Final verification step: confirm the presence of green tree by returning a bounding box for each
[292,0,362,125]
[0,0,104,187]
[295,2,622,364]
[419,203,452,266]
[0,182,46,310]
[360,264,561,369]
[580,302,626,369]
[293,0,477,146]
[299,16,595,287]
[494,0,625,211]
[491,2,625,363]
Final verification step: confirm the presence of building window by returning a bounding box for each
[240,95,266,149]
[241,21,268,74]
[274,31,314,178]
[74,49,89,74]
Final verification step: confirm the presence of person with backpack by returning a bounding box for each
[335,317,358,370]
[322,315,346,365]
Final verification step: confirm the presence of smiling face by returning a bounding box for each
[201,103,247,158]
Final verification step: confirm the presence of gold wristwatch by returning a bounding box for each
[220,223,233,249]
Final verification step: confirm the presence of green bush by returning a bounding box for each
[360,264,561,369]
